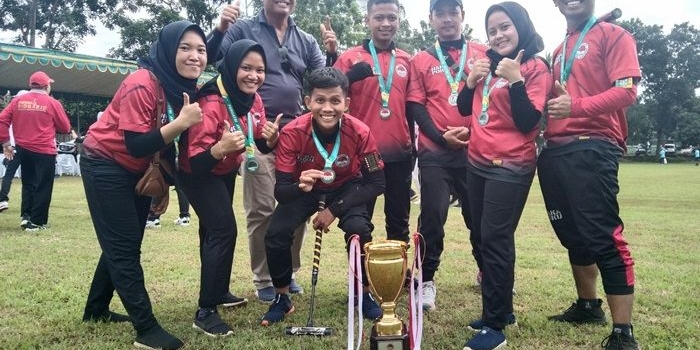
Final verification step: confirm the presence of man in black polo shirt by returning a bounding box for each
[208,0,338,302]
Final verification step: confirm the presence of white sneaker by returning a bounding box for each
[145,218,160,229]
[0,201,8,213]
[173,216,190,226]
[422,281,436,311]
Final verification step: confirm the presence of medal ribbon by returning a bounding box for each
[435,40,468,96]
[311,119,341,170]
[347,235,363,350]
[560,16,597,84]
[217,76,255,159]
[368,40,396,109]
[163,100,179,153]
[409,232,424,349]
[480,74,500,115]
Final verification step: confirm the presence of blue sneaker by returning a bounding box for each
[463,326,506,350]
[362,292,383,320]
[289,279,304,294]
[467,313,517,332]
[260,293,295,326]
[256,286,276,303]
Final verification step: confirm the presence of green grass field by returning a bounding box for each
[1,162,699,349]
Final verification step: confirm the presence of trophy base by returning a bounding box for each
[370,324,409,350]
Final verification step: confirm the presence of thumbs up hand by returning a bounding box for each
[178,92,202,128]
[319,16,337,54]
[495,49,525,84]
[546,80,572,119]
[217,0,241,33]
[263,113,283,147]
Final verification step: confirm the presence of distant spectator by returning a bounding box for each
[0,72,71,230]
[659,148,666,164]
[694,148,699,166]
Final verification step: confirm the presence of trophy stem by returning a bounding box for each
[376,301,403,335]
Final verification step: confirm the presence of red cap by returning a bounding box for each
[29,71,54,87]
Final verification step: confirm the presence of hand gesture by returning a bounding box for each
[495,49,524,84]
[178,92,202,128]
[546,81,572,119]
[466,58,490,89]
[262,113,283,145]
[217,0,240,33]
[3,144,13,161]
[298,169,324,192]
[443,126,470,149]
[319,16,337,54]
[218,120,245,155]
[312,208,336,232]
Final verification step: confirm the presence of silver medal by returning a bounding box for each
[321,168,336,184]
[478,111,489,126]
[379,108,391,119]
[448,93,458,106]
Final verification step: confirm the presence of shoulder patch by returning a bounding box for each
[362,153,382,173]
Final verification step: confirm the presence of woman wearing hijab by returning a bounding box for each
[456,2,551,349]
[178,39,279,337]
[80,21,206,350]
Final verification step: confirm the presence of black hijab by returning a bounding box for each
[137,20,206,110]
[199,39,267,117]
[484,1,544,76]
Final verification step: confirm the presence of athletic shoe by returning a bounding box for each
[410,189,419,202]
[422,280,436,311]
[601,328,640,350]
[24,222,47,232]
[220,292,248,308]
[256,286,276,303]
[289,279,304,294]
[463,326,506,350]
[82,310,131,323]
[467,313,517,332]
[548,299,607,325]
[362,292,383,320]
[192,307,234,337]
[260,293,295,326]
[173,216,190,226]
[145,218,160,229]
[134,325,183,350]
[20,216,29,230]
[0,201,8,213]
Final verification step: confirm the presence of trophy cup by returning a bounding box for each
[364,240,409,350]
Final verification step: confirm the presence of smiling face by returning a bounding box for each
[237,51,266,95]
[487,10,519,57]
[175,30,207,79]
[263,0,296,17]
[553,0,595,25]
[429,1,465,41]
[366,2,400,47]
[304,86,349,134]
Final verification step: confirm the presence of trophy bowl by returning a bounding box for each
[364,240,408,337]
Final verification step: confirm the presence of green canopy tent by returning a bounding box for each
[0,42,137,98]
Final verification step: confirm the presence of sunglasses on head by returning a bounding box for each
[278,46,291,72]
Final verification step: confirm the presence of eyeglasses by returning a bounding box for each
[278,46,291,72]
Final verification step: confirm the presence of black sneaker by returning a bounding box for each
[192,308,234,337]
[24,222,47,232]
[220,292,248,308]
[601,328,640,350]
[134,326,183,350]
[260,293,295,326]
[467,313,517,332]
[548,299,607,325]
[82,310,131,323]
[362,292,383,320]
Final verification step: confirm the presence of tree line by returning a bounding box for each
[1,0,697,149]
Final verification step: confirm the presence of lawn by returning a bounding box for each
[0,162,698,349]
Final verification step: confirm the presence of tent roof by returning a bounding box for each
[0,42,137,98]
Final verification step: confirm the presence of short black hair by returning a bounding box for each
[367,0,400,12]
[307,67,349,96]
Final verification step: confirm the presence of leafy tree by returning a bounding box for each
[0,0,122,51]
[250,0,365,50]
[107,0,226,60]
[620,19,700,148]
[626,103,654,146]
[675,97,700,148]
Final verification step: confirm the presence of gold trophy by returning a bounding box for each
[364,240,409,350]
